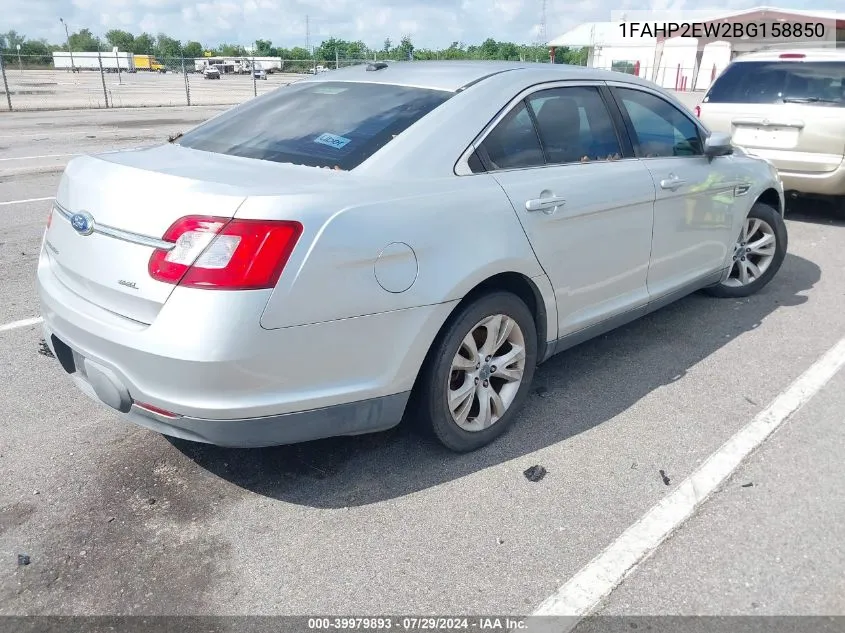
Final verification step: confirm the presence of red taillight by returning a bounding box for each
[779,53,805,59]
[148,215,303,290]
[694,105,701,118]
[46,206,53,229]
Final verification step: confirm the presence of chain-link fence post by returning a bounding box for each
[0,53,11,111]
[97,49,109,107]
[335,49,339,70]
[182,56,191,106]
[252,56,257,97]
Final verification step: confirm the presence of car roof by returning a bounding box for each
[731,48,845,63]
[299,60,652,93]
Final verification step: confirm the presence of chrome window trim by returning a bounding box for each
[53,201,175,251]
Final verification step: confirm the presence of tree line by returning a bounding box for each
[0,28,585,68]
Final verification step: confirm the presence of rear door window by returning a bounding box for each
[176,81,453,170]
[704,61,845,107]
[477,101,545,171]
[526,86,623,164]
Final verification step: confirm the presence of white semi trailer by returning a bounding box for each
[53,51,135,71]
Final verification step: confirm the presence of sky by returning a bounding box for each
[5,0,844,50]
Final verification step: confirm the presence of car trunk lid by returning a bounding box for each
[43,143,344,324]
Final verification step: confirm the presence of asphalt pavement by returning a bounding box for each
[0,102,843,622]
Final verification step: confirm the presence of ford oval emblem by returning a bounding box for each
[70,211,95,236]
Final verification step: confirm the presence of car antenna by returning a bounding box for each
[168,132,183,143]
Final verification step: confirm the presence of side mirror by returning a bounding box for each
[704,132,733,158]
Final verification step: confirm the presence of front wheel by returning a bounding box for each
[416,292,538,452]
[704,201,787,298]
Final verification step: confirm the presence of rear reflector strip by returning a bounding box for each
[135,401,180,419]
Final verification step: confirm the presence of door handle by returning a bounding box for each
[660,175,687,191]
[525,195,566,212]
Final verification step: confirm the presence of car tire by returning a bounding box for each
[703,201,787,299]
[415,291,538,452]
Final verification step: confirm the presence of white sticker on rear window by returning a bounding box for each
[314,133,351,149]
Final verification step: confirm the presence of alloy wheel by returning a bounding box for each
[723,216,777,287]
[447,314,527,432]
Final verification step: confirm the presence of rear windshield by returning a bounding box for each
[176,80,453,170]
[704,61,845,107]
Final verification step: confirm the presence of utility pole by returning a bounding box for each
[59,18,75,72]
[305,15,310,57]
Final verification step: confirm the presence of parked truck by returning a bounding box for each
[133,54,166,72]
[53,51,135,72]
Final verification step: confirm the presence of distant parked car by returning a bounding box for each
[696,48,845,212]
[253,68,267,80]
[38,61,787,453]
[204,66,220,80]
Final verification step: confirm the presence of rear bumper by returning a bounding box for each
[44,331,409,448]
[744,149,845,196]
[37,250,455,447]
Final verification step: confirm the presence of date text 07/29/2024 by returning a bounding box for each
[619,21,830,40]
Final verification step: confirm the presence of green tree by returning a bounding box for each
[182,40,203,58]
[68,28,100,52]
[105,29,134,52]
[133,32,155,54]
[478,38,499,59]
[0,30,26,50]
[253,39,273,55]
[155,33,181,59]
[395,35,414,60]
[382,38,391,54]
[218,42,246,56]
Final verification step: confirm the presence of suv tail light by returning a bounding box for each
[148,215,302,290]
[694,105,701,118]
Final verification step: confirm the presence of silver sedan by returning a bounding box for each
[37,60,787,452]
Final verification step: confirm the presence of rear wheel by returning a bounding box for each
[704,201,787,298]
[416,292,538,452]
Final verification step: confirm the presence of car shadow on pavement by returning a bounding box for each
[168,253,820,509]
[785,198,845,227]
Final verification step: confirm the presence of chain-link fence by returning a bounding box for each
[0,53,342,111]
[0,51,721,112]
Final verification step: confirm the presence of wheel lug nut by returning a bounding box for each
[741,256,746,261]
[491,366,497,372]
[483,380,489,387]
[746,248,751,252]
[474,377,479,385]
[485,356,491,362]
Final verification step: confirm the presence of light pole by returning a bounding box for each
[59,18,75,72]
[16,44,22,73]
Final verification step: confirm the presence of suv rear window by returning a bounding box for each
[176,81,453,170]
[704,61,845,107]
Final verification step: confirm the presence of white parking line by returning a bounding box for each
[0,317,43,333]
[0,196,55,207]
[0,154,75,162]
[528,335,845,630]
